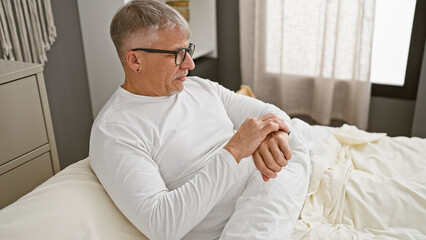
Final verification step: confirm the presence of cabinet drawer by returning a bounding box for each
[0,76,48,165]
[0,152,54,209]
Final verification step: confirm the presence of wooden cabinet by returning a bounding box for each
[0,60,60,209]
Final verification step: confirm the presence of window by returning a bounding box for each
[370,0,416,86]
[372,0,425,99]
[264,0,426,100]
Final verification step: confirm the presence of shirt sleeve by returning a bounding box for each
[89,121,241,240]
[209,81,292,130]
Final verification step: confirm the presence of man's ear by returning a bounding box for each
[125,51,142,73]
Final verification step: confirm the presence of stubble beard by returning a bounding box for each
[168,71,188,95]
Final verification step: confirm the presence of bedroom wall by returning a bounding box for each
[368,98,415,136]
[216,0,241,91]
[76,0,125,119]
[0,1,94,169]
[42,1,93,169]
[411,40,426,138]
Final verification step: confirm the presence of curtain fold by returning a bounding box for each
[240,0,375,129]
[0,0,56,65]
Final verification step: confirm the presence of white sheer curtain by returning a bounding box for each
[0,0,56,65]
[240,0,376,129]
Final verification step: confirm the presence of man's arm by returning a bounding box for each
[89,114,284,239]
[210,81,293,180]
[224,113,289,163]
[89,122,241,240]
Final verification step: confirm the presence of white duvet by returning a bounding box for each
[291,124,426,239]
[0,119,425,240]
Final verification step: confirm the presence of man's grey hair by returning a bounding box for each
[110,0,191,63]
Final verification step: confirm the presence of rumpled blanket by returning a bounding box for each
[291,124,426,239]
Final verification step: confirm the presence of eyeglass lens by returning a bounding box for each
[176,45,195,65]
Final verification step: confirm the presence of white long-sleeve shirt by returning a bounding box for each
[89,77,291,240]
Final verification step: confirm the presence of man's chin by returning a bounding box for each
[168,82,185,95]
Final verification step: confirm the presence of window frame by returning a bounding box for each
[371,0,426,100]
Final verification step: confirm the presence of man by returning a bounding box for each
[89,0,300,239]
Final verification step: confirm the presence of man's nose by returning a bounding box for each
[180,52,195,70]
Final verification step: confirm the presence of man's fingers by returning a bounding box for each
[279,137,292,160]
[277,118,290,133]
[278,121,290,133]
[259,145,282,172]
[261,173,270,182]
[278,152,288,167]
[260,122,279,138]
[261,116,290,134]
[253,151,277,179]
[270,143,287,167]
[260,120,287,136]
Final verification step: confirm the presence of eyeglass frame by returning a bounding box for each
[131,43,195,66]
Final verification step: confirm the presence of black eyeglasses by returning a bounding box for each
[131,43,195,66]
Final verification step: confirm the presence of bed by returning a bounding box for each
[0,120,425,239]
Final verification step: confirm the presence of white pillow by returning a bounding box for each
[0,158,148,240]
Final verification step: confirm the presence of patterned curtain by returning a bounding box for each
[0,0,56,65]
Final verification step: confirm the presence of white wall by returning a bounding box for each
[77,0,217,118]
[77,0,124,118]
[188,0,217,59]
[156,0,217,59]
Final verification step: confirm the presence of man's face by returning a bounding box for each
[137,28,195,96]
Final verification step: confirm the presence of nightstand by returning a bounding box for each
[0,60,60,209]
